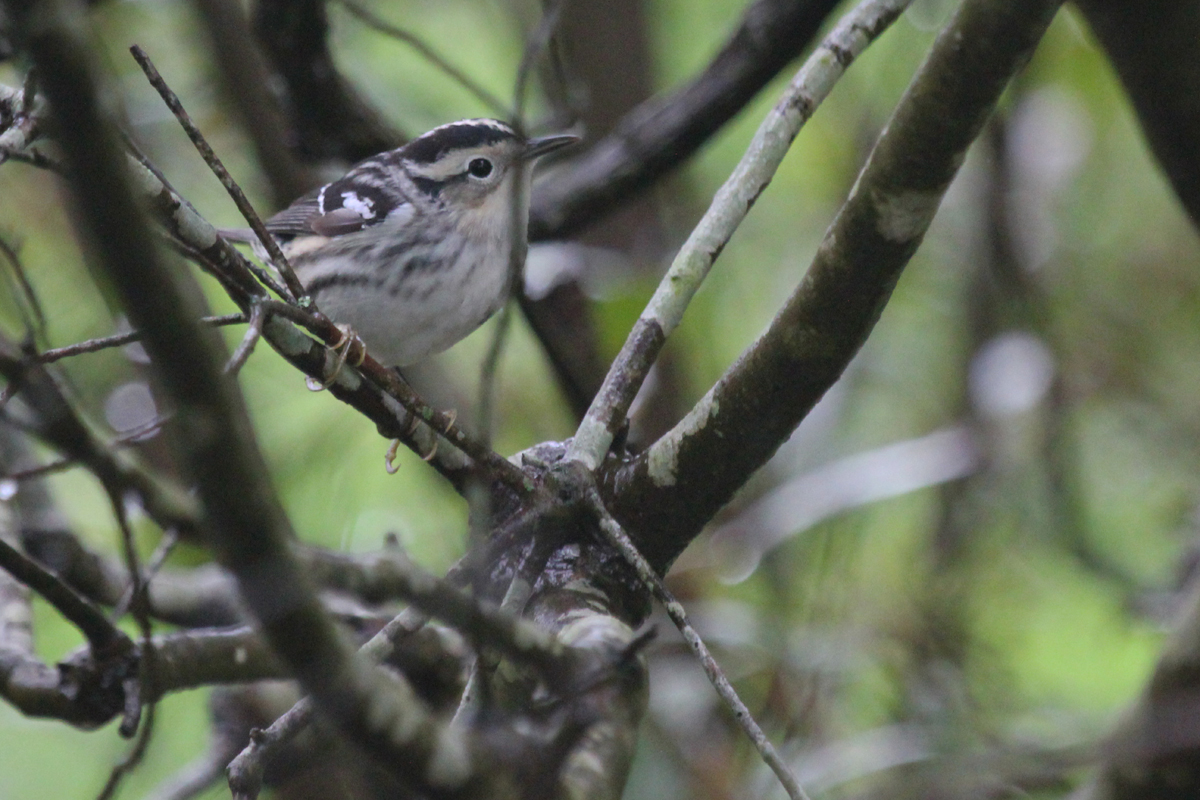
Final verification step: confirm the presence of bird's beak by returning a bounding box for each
[524,133,580,160]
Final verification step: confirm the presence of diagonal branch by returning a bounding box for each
[527,0,844,241]
[0,536,127,651]
[130,44,306,302]
[606,0,1066,572]
[579,479,809,800]
[1073,0,1200,231]
[190,0,316,206]
[567,0,912,470]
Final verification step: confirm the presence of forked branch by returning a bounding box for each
[567,0,914,470]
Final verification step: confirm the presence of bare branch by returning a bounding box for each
[38,314,245,364]
[0,234,46,338]
[607,0,1066,572]
[191,0,316,206]
[223,302,264,375]
[576,475,809,800]
[0,526,128,651]
[1075,0,1200,230]
[0,334,202,536]
[528,0,844,241]
[130,45,306,303]
[567,0,912,470]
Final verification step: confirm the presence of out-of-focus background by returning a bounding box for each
[2,0,1198,796]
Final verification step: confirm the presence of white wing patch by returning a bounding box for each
[340,191,377,220]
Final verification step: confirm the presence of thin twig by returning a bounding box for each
[248,297,532,492]
[565,0,913,470]
[128,45,308,304]
[1,412,173,485]
[0,454,76,482]
[224,302,266,374]
[0,147,61,171]
[450,533,546,725]
[38,314,246,363]
[334,0,512,119]
[473,0,567,452]
[582,486,811,800]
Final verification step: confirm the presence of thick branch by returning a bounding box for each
[607,0,1065,571]
[1074,0,1200,230]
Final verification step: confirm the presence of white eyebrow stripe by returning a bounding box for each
[426,118,515,137]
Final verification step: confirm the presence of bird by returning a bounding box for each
[223,119,578,367]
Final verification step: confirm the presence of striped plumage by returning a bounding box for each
[226,119,576,366]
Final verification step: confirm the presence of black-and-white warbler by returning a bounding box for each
[224,119,577,366]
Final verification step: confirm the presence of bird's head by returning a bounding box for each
[400,119,577,217]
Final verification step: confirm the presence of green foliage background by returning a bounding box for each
[1,0,1197,796]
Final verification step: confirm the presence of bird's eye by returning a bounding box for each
[467,157,494,178]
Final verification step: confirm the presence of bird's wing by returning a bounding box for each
[264,150,418,240]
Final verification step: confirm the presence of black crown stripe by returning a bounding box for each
[403,122,515,165]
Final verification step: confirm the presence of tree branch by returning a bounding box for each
[576,473,808,800]
[1074,0,1200,230]
[251,0,406,162]
[527,0,844,241]
[606,0,1066,572]
[567,0,912,470]
[191,0,316,206]
[0,335,203,537]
